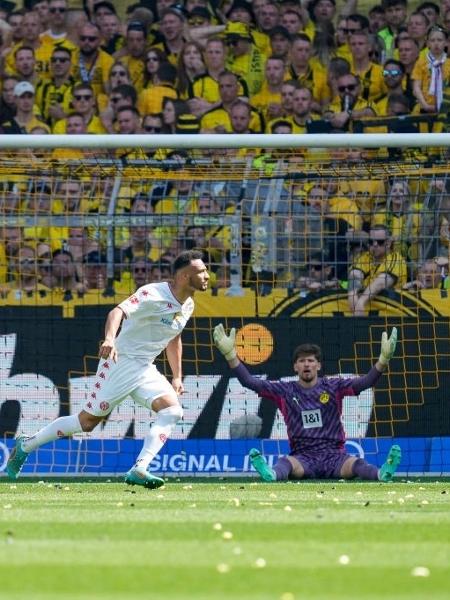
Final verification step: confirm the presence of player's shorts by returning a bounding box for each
[290,450,352,479]
[83,355,177,417]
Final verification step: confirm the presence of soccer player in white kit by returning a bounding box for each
[7,250,210,489]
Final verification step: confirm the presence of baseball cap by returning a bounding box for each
[14,81,35,96]
[84,250,107,265]
[224,21,252,40]
[189,7,211,20]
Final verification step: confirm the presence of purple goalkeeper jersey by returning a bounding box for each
[232,363,382,454]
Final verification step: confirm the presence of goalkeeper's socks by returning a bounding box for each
[22,415,82,453]
[133,405,183,470]
[351,458,378,481]
[273,457,293,481]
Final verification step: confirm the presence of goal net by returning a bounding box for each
[0,133,449,478]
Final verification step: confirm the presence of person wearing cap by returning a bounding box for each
[35,45,75,126]
[151,7,186,66]
[250,55,285,122]
[72,22,113,97]
[227,0,270,55]
[187,6,212,28]
[200,69,263,132]
[113,21,147,93]
[224,20,266,95]
[1,80,50,133]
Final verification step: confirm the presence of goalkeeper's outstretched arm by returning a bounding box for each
[352,327,398,394]
[213,323,240,368]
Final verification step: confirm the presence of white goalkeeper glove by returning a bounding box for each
[213,323,237,361]
[378,327,397,366]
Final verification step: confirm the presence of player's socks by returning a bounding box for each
[273,457,293,481]
[379,445,402,482]
[351,458,378,481]
[22,415,82,453]
[249,448,277,482]
[133,405,183,470]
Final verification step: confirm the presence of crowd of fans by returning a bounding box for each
[0,0,449,313]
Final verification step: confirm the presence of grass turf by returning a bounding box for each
[0,479,449,600]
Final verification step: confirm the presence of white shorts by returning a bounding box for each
[83,355,177,417]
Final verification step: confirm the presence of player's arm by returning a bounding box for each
[166,334,184,395]
[99,306,125,362]
[352,328,398,394]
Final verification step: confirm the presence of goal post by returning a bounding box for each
[0,133,449,478]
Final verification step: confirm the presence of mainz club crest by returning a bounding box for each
[99,401,110,411]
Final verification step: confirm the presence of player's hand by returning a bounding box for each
[172,377,184,395]
[213,323,237,361]
[378,327,397,366]
[99,339,118,363]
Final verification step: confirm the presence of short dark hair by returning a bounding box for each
[173,250,204,273]
[293,344,322,363]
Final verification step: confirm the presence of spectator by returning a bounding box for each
[224,20,266,95]
[162,97,189,133]
[53,83,106,133]
[96,62,132,112]
[397,37,419,101]
[377,0,408,59]
[83,250,107,291]
[41,0,75,53]
[0,75,18,122]
[200,70,263,133]
[152,6,186,65]
[13,45,39,86]
[324,73,375,131]
[403,258,445,290]
[113,21,147,93]
[349,31,386,102]
[268,25,291,60]
[347,224,407,316]
[412,26,450,113]
[288,33,330,110]
[138,61,178,115]
[35,46,74,126]
[100,83,138,132]
[176,41,205,99]
[407,11,430,52]
[142,47,166,89]
[374,59,409,115]
[368,5,387,34]
[43,248,83,300]
[296,251,342,295]
[417,2,440,27]
[73,22,113,96]
[2,81,49,133]
[251,55,284,122]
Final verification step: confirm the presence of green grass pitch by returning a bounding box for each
[1,479,449,600]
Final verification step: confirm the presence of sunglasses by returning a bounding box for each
[49,7,66,13]
[147,56,159,61]
[383,69,402,76]
[226,39,240,46]
[74,94,93,101]
[133,267,147,272]
[51,56,70,63]
[110,96,122,103]
[19,258,35,264]
[144,125,162,132]
[80,35,98,42]
[338,83,357,93]
[369,238,387,246]
[338,27,361,34]
[309,264,323,270]
[111,70,127,76]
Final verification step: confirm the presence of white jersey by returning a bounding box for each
[116,281,194,361]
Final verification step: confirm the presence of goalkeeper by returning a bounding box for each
[213,324,401,482]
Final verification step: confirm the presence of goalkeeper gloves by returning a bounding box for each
[378,327,398,366]
[213,323,237,361]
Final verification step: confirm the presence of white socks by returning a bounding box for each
[134,405,183,471]
[22,414,82,453]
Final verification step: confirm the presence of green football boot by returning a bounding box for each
[379,445,402,482]
[6,435,29,480]
[249,448,276,482]
[125,467,165,489]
